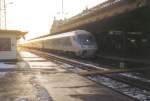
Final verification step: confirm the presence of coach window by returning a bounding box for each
[0,38,11,51]
[63,37,72,46]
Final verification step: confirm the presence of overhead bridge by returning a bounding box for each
[50,0,150,35]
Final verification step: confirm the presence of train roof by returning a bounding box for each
[26,30,91,43]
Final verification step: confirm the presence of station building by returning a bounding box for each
[0,30,26,61]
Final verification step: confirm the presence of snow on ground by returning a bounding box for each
[88,75,150,101]
[30,76,53,101]
[0,62,16,69]
[0,72,7,78]
[0,62,16,78]
[15,97,29,101]
[121,73,150,83]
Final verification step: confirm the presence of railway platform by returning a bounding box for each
[0,50,136,101]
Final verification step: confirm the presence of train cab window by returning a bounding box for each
[77,34,95,45]
[0,38,11,51]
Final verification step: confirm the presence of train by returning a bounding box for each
[21,30,98,58]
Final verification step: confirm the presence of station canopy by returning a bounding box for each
[0,29,27,39]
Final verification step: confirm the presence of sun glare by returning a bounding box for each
[6,0,106,39]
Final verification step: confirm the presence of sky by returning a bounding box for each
[5,0,106,39]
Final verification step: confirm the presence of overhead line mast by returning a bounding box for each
[4,0,6,29]
[62,0,63,19]
[0,0,1,29]
[0,0,6,29]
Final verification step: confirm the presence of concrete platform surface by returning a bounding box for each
[0,51,136,101]
[37,72,135,101]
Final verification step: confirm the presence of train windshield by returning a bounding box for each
[77,34,96,45]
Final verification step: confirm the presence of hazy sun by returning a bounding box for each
[6,0,106,39]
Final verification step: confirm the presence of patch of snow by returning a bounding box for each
[0,63,16,69]
[28,61,58,69]
[88,75,150,101]
[121,73,150,83]
[0,72,7,78]
[15,97,28,101]
[30,76,53,101]
[37,87,53,101]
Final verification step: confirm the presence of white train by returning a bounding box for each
[22,30,98,57]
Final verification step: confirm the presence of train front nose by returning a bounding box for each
[80,49,97,58]
[81,50,88,56]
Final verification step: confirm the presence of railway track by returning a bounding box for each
[27,48,107,71]
[106,73,150,91]
[20,48,150,101]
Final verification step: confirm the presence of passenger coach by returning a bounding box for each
[22,30,98,58]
